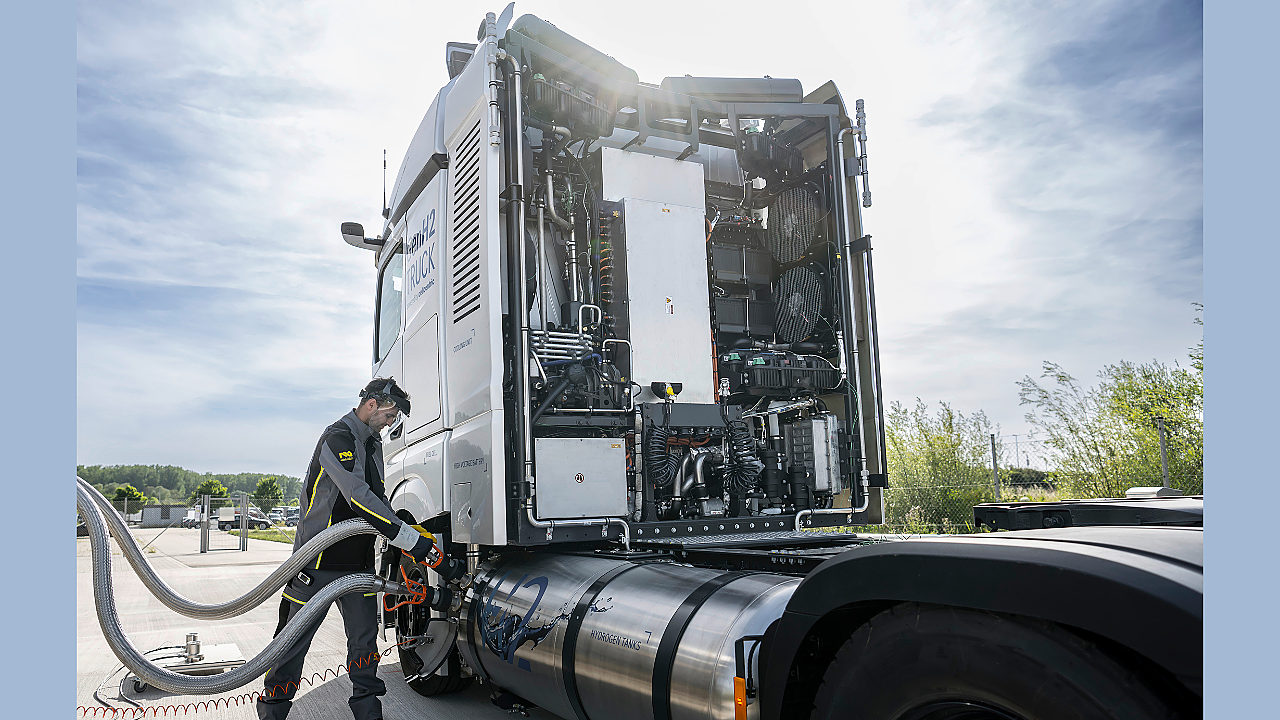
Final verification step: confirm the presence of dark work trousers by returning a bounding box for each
[256,568,386,720]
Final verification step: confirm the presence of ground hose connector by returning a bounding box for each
[78,480,411,695]
[78,476,383,620]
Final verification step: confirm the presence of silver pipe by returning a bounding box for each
[484,13,501,146]
[693,453,710,494]
[78,481,409,695]
[795,475,870,530]
[674,452,694,499]
[537,202,548,330]
[523,507,631,552]
[531,337,592,347]
[532,329,589,340]
[565,175,580,303]
[545,171,572,231]
[79,477,380,620]
[579,304,602,329]
[741,397,818,419]
[530,346,548,385]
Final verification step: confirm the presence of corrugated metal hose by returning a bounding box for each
[77,477,411,695]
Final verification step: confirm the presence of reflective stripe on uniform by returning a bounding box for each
[351,498,391,525]
[315,514,334,569]
[282,592,307,605]
[305,468,324,518]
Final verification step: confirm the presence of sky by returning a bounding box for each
[76,0,1203,476]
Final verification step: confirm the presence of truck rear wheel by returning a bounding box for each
[809,603,1187,720]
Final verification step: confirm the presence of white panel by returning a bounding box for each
[388,430,448,523]
[534,438,628,519]
[600,146,705,208]
[447,409,506,545]
[621,200,716,404]
[403,313,442,434]
[443,110,504,428]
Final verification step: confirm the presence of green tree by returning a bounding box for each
[188,478,229,505]
[252,477,284,514]
[1017,357,1203,497]
[111,484,153,514]
[883,399,1000,532]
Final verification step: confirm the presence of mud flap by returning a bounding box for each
[402,618,459,682]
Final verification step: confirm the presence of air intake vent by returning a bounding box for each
[451,120,483,324]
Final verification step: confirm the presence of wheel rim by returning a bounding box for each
[395,560,435,679]
[896,700,1025,720]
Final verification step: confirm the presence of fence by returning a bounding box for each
[849,473,1202,535]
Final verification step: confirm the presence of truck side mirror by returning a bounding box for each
[342,222,385,251]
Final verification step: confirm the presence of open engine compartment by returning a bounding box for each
[490,14,887,543]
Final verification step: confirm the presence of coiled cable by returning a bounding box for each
[644,403,677,488]
[721,408,764,493]
[78,476,380,620]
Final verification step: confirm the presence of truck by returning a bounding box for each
[339,7,1202,720]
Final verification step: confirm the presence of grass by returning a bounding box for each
[228,527,296,544]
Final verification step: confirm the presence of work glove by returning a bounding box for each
[407,533,436,564]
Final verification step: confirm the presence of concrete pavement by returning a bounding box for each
[77,526,554,720]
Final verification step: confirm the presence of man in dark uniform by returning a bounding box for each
[257,378,435,720]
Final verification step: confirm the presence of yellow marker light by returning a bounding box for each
[733,676,748,720]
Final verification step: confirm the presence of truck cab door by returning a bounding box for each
[374,233,406,457]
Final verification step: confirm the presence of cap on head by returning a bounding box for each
[360,377,411,416]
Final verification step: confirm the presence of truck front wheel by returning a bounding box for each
[809,603,1187,720]
[394,558,473,697]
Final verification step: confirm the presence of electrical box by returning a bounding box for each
[600,147,715,405]
[533,438,628,519]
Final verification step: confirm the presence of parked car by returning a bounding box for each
[285,508,299,527]
[217,507,271,531]
[268,509,286,525]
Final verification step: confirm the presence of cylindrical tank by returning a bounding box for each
[457,553,800,720]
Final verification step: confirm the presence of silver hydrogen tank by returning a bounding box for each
[457,554,799,720]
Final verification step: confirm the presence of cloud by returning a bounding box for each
[77,0,1201,473]
[867,0,1202,436]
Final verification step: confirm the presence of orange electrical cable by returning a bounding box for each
[79,641,409,718]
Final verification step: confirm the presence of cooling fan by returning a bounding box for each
[763,185,822,264]
[773,265,824,343]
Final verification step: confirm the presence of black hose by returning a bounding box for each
[532,375,573,424]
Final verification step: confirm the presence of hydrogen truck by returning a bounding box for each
[337,8,1203,720]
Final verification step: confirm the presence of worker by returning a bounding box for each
[257,378,435,720]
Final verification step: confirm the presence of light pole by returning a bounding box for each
[990,433,1000,497]
[1155,416,1170,488]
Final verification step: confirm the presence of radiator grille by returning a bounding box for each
[451,120,484,323]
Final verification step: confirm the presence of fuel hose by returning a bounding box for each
[78,480,412,694]
[78,476,381,620]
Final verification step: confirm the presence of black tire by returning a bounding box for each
[809,603,1188,720]
[394,559,473,697]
